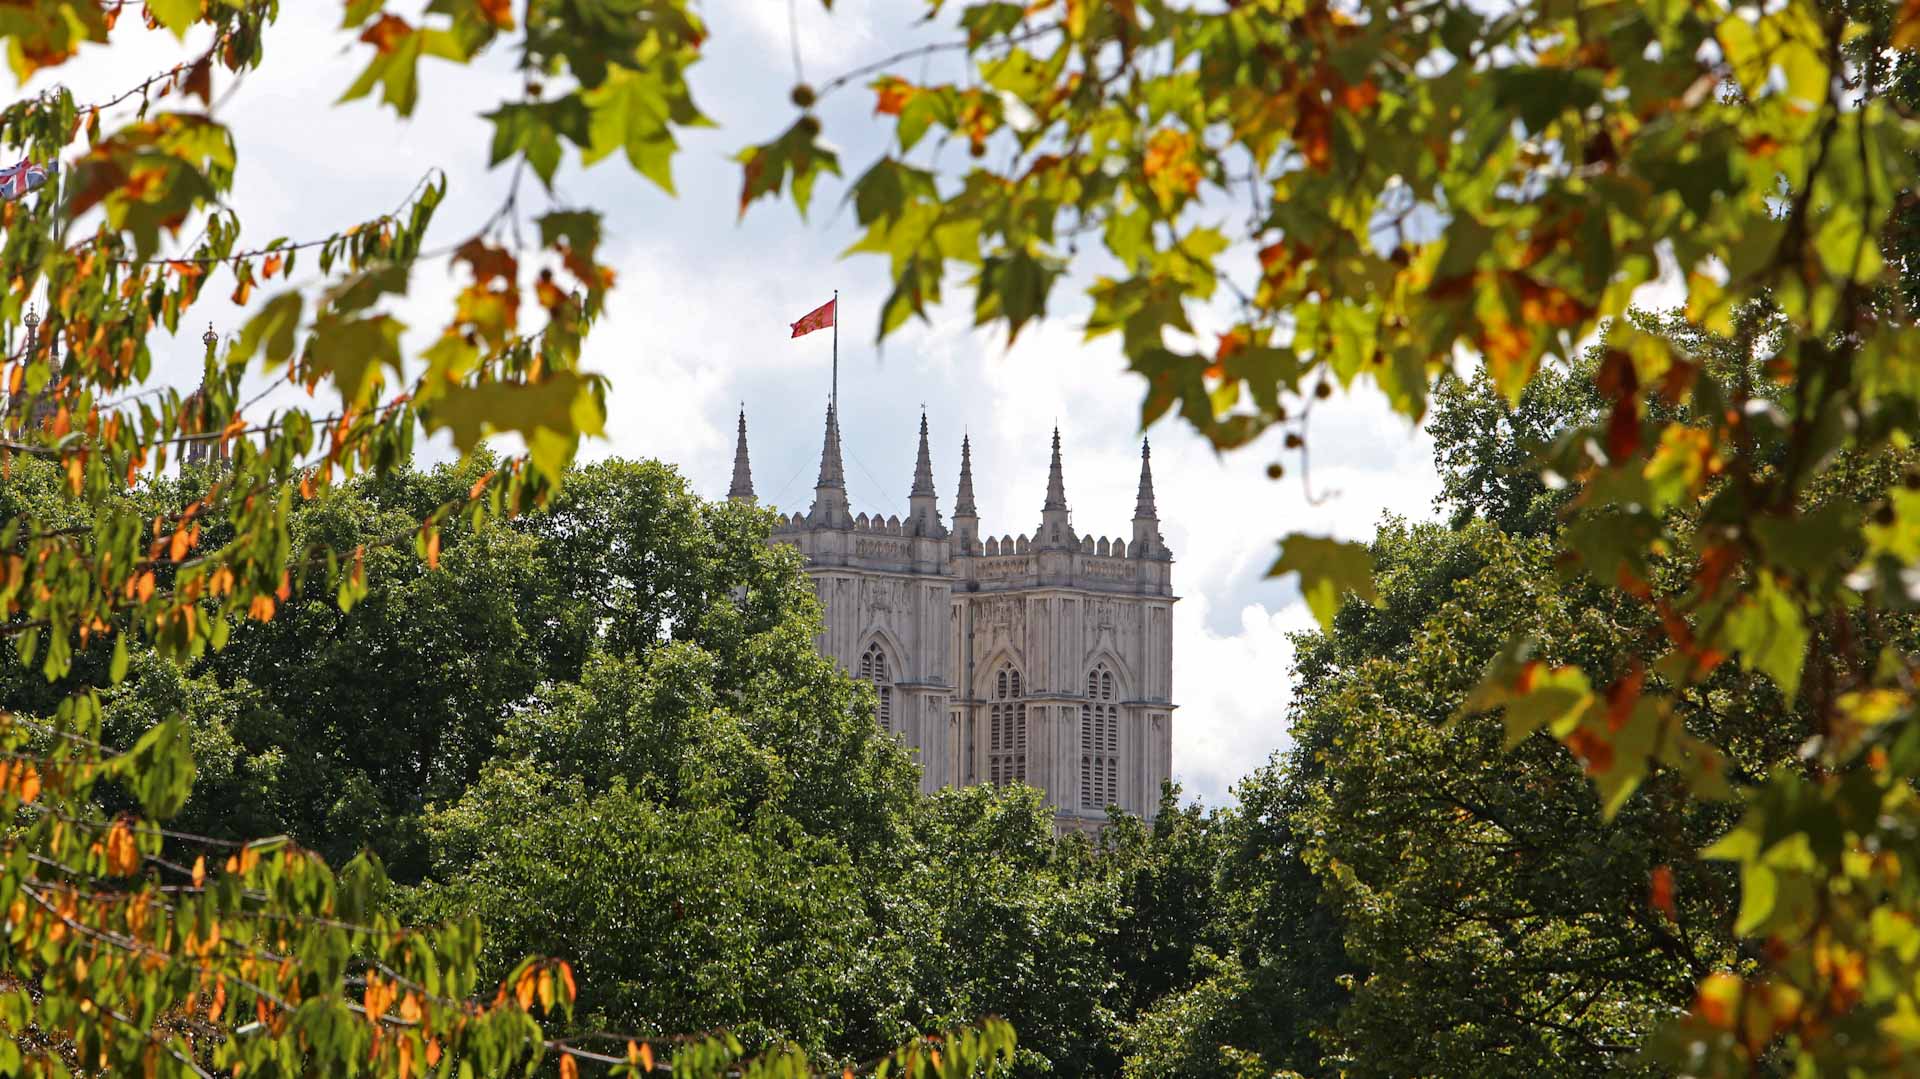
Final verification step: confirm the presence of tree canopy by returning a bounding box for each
[7,0,1920,1072]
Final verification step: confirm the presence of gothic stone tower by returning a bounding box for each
[732,405,1175,832]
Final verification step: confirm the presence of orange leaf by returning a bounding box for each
[360,14,412,54]
[168,528,192,562]
[424,529,441,570]
[1650,865,1676,922]
[1895,0,1920,49]
[1337,79,1379,112]
[247,594,276,622]
[640,1043,654,1071]
[16,765,39,805]
[874,77,916,116]
[476,0,514,27]
[559,1054,579,1079]
[192,854,206,888]
[104,819,139,876]
[136,571,156,603]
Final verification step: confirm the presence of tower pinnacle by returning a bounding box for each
[954,434,977,519]
[1038,426,1073,547]
[807,400,850,526]
[1042,426,1067,511]
[911,410,936,498]
[816,400,845,489]
[1134,438,1158,519]
[907,410,944,538]
[728,406,756,502]
[1132,436,1165,558]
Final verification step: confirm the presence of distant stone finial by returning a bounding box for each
[21,304,38,339]
[816,400,845,489]
[910,410,936,498]
[1132,437,1166,558]
[728,405,756,502]
[954,434,978,519]
[807,399,851,527]
[1134,437,1158,519]
[202,322,218,349]
[1042,426,1067,511]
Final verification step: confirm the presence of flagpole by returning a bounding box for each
[831,289,839,415]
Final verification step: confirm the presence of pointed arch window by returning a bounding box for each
[1080,664,1120,809]
[859,642,894,733]
[989,662,1027,786]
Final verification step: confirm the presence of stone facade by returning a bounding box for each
[730,404,1175,831]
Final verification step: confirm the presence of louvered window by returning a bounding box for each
[988,662,1027,786]
[860,643,894,733]
[1080,665,1120,809]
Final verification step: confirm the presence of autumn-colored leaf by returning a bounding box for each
[1650,865,1677,922]
[104,819,139,876]
[1337,79,1379,112]
[1143,128,1203,205]
[1895,0,1920,49]
[874,77,916,116]
[359,14,412,54]
[475,0,514,28]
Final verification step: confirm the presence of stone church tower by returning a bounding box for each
[731,404,1175,831]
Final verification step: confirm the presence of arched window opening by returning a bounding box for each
[860,642,894,733]
[989,662,1027,786]
[1080,664,1120,809]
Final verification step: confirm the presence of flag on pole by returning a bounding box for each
[0,159,53,202]
[789,297,835,338]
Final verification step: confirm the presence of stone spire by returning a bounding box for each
[911,411,936,497]
[807,400,850,526]
[727,406,756,503]
[907,410,943,537]
[1042,426,1067,511]
[1132,437,1165,559]
[951,433,979,553]
[1134,437,1158,519]
[816,401,845,488]
[954,434,978,518]
[1038,426,1073,548]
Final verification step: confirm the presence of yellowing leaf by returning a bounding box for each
[104,819,139,876]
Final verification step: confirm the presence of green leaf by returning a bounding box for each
[1267,534,1379,631]
[232,292,303,370]
[1466,662,1595,748]
[422,372,607,484]
[309,315,404,406]
[146,0,199,36]
[583,68,687,193]
[1722,571,1808,700]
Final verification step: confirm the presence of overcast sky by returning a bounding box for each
[27,3,1446,806]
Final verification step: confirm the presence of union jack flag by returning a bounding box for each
[0,159,53,202]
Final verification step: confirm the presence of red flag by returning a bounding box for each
[790,298,835,338]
